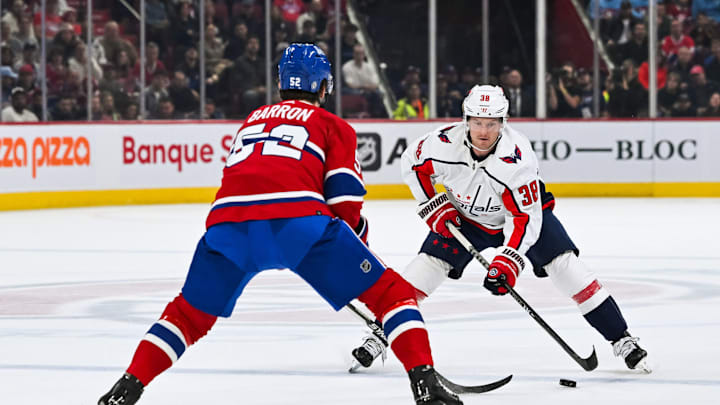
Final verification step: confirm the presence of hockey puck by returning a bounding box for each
[559,379,577,387]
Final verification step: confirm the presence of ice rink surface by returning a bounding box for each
[1,198,719,404]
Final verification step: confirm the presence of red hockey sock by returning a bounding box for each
[359,269,433,371]
[127,294,217,386]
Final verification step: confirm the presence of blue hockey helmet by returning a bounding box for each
[278,43,334,95]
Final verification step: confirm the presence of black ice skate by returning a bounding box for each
[349,333,387,372]
[98,372,144,405]
[408,365,463,405]
[612,332,651,373]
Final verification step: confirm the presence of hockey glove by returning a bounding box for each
[416,193,461,238]
[354,215,369,245]
[484,246,526,295]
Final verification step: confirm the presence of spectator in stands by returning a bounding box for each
[274,0,304,24]
[614,21,648,66]
[688,65,720,111]
[667,0,692,23]
[225,22,248,61]
[1,0,25,35]
[122,102,139,121]
[221,35,265,117]
[203,97,225,119]
[443,65,461,93]
[670,92,696,116]
[11,14,38,51]
[16,63,38,94]
[701,91,720,116]
[1,67,18,107]
[503,68,535,117]
[171,0,199,64]
[169,70,199,118]
[33,0,62,39]
[89,93,103,120]
[548,62,582,118]
[1,45,16,69]
[61,8,81,35]
[1,87,38,122]
[152,96,177,119]
[435,74,462,118]
[296,0,328,40]
[50,93,80,121]
[14,43,39,75]
[45,47,67,98]
[574,68,595,118]
[671,45,695,83]
[51,22,79,61]
[271,21,290,64]
[658,71,682,116]
[690,12,717,59]
[146,0,171,51]
[100,90,120,121]
[662,19,695,59]
[176,47,201,92]
[132,42,164,85]
[342,43,383,117]
[457,66,478,95]
[2,21,23,57]
[615,59,647,117]
[297,19,318,43]
[603,1,640,47]
[145,68,170,116]
[340,23,359,63]
[115,49,138,95]
[638,48,668,90]
[704,38,720,82]
[393,83,428,120]
[204,0,229,38]
[236,0,262,37]
[93,21,138,68]
[204,24,227,74]
[68,42,103,83]
[656,2,673,39]
[692,0,720,24]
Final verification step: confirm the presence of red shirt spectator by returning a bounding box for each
[662,19,695,57]
[274,0,304,23]
[638,61,668,90]
[32,0,63,38]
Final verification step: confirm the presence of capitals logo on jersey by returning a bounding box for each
[437,126,453,143]
[500,145,522,164]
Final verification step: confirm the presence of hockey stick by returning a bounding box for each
[345,302,513,393]
[446,222,599,372]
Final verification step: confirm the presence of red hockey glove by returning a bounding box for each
[354,215,369,245]
[484,246,526,295]
[416,193,461,238]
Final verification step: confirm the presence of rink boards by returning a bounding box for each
[1,119,719,209]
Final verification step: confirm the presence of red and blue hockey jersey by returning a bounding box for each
[206,100,366,230]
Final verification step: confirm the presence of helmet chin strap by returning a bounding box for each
[466,129,503,153]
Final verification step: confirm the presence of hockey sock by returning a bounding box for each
[126,294,217,385]
[358,269,433,371]
[582,296,628,342]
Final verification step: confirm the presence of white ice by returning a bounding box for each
[1,198,719,404]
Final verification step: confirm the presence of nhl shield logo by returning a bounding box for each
[360,259,372,273]
[356,133,382,171]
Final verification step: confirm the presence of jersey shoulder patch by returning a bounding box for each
[499,145,522,164]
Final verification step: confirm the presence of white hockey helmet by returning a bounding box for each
[462,85,509,129]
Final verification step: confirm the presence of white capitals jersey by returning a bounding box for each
[401,122,554,254]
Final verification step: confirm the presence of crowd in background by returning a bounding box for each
[2,0,720,122]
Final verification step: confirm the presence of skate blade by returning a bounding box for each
[635,359,652,374]
[348,360,363,373]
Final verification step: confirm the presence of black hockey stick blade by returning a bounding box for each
[437,372,513,394]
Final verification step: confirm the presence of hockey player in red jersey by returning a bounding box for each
[350,85,650,374]
[98,44,461,405]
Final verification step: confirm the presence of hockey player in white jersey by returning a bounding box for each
[351,84,650,373]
